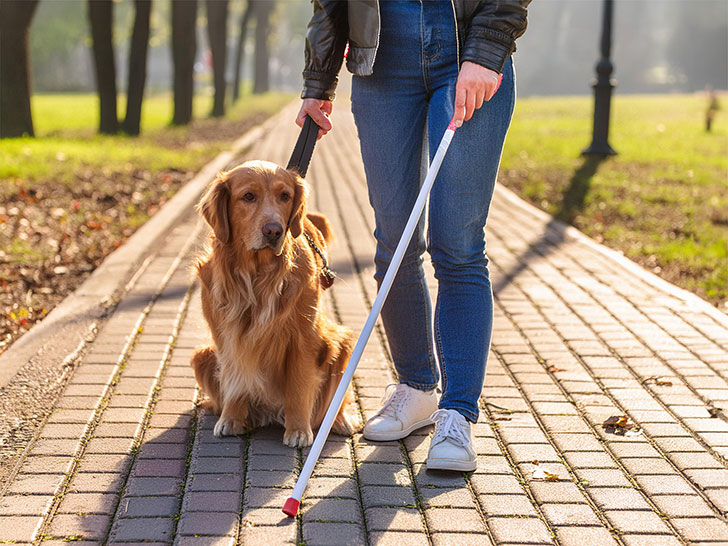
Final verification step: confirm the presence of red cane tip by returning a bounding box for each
[282,497,300,518]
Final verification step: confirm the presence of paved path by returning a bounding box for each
[1,102,728,545]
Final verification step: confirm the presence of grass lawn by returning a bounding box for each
[501,93,728,311]
[0,90,294,353]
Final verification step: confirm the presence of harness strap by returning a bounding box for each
[303,231,335,289]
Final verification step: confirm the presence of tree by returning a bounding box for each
[123,0,152,135]
[0,0,40,138]
[88,0,119,134]
[251,0,274,94]
[232,1,252,102]
[206,0,228,117]
[171,0,197,125]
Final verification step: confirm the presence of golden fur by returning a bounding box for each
[190,160,358,447]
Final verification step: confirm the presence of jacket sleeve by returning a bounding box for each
[461,0,531,74]
[302,0,349,101]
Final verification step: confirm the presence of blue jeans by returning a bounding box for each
[350,0,516,423]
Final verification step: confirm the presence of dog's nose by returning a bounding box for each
[262,222,283,242]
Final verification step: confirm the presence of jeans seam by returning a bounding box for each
[434,290,448,399]
[417,261,438,386]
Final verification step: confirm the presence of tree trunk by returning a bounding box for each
[252,0,273,94]
[232,1,252,102]
[0,0,40,138]
[206,0,228,117]
[88,0,119,134]
[171,0,197,125]
[123,0,152,135]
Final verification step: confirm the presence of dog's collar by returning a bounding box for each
[303,232,335,289]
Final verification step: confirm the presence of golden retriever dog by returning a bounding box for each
[190,160,359,447]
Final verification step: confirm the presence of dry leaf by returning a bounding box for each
[602,415,641,435]
[532,461,561,481]
[642,376,673,387]
[546,365,566,373]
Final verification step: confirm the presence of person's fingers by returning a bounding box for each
[454,82,467,127]
[295,104,307,128]
[474,87,486,113]
[305,105,333,133]
[464,85,477,121]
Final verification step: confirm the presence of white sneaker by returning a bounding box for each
[426,409,477,471]
[363,383,438,441]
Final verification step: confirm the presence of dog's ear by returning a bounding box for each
[287,172,307,239]
[199,174,231,244]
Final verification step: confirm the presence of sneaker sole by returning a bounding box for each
[362,418,434,442]
[426,456,477,472]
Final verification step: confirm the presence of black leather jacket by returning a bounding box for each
[303,0,531,100]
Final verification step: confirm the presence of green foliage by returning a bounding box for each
[501,93,728,310]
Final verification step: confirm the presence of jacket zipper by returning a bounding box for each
[450,0,460,70]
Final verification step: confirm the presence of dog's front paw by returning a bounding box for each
[283,428,314,447]
[214,416,247,437]
[333,409,361,436]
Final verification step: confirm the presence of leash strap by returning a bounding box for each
[286,115,320,178]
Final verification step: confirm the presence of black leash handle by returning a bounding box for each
[287,114,320,178]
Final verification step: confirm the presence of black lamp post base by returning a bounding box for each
[582,142,617,156]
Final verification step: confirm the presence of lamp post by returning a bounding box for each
[583,0,617,156]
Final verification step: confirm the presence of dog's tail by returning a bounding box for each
[190,346,221,414]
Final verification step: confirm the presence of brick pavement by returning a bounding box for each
[1,101,727,545]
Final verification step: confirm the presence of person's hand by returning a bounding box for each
[453,61,501,127]
[296,98,333,140]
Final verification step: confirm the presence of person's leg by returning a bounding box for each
[350,0,438,391]
[427,56,517,423]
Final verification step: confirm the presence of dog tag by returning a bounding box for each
[321,266,335,290]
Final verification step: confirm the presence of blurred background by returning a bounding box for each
[21,0,728,96]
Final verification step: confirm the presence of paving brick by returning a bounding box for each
[361,485,416,508]
[304,476,358,499]
[178,511,238,536]
[190,456,242,474]
[139,442,189,459]
[132,458,186,477]
[48,513,111,540]
[84,437,135,454]
[302,522,364,546]
[0,495,53,516]
[240,507,290,526]
[650,494,718,518]
[38,423,88,439]
[635,475,696,496]
[239,524,297,545]
[79,454,132,474]
[369,531,429,546]
[478,494,537,517]
[6,473,65,495]
[94,423,141,438]
[540,503,602,526]
[58,493,118,515]
[356,444,404,463]
[619,535,682,546]
[303,498,361,523]
[357,463,412,487]
[586,487,650,511]
[470,473,525,496]
[117,495,179,517]
[111,517,174,542]
[554,526,619,546]
[244,470,293,489]
[425,508,485,533]
[431,532,492,546]
[488,516,553,544]
[0,515,42,541]
[242,487,291,509]
[31,438,80,456]
[508,443,562,463]
[365,507,424,531]
[669,517,728,541]
[125,477,183,496]
[602,510,671,534]
[69,472,125,493]
[529,481,586,504]
[420,487,476,509]
[574,468,632,488]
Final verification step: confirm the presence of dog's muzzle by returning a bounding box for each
[262,222,283,247]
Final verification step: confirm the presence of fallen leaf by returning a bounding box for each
[532,461,561,481]
[641,376,673,387]
[546,365,566,373]
[602,415,641,435]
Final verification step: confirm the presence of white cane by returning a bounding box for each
[282,117,460,518]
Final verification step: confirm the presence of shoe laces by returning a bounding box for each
[375,383,410,419]
[431,409,471,449]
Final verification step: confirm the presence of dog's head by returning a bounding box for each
[198,160,307,256]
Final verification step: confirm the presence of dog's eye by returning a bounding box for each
[242,192,255,202]
[280,192,291,203]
